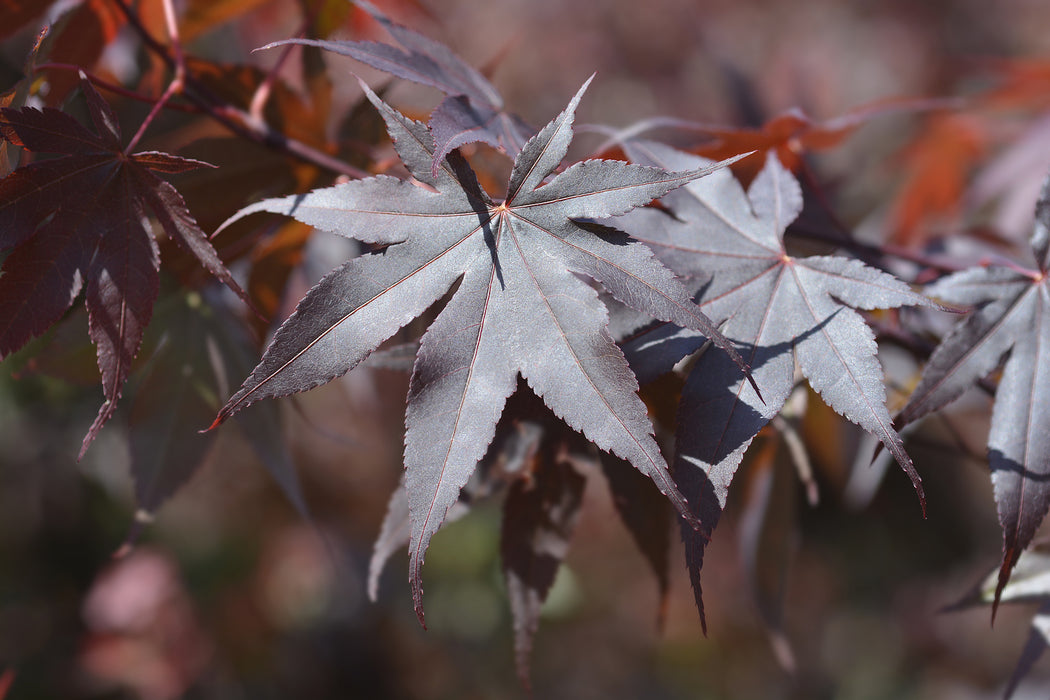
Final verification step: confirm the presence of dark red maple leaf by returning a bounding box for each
[0,78,250,458]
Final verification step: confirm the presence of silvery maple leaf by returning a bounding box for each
[261,0,532,173]
[210,77,747,623]
[897,169,1050,615]
[615,142,939,629]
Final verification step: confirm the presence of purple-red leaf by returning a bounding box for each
[214,78,745,624]
[130,291,304,516]
[0,78,250,456]
[501,450,586,688]
[600,454,672,624]
[82,184,160,458]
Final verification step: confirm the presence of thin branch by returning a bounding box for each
[35,64,199,113]
[124,0,185,152]
[789,220,969,275]
[125,78,180,153]
[108,0,368,179]
[249,17,311,121]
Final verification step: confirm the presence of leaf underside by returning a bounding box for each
[898,172,1050,616]
[616,142,937,628]
[213,78,747,625]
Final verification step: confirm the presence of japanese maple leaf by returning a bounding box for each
[896,171,1050,615]
[0,77,249,458]
[261,0,532,172]
[211,77,746,623]
[615,142,938,628]
[692,97,952,185]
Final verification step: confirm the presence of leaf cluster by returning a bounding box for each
[5,1,1050,695]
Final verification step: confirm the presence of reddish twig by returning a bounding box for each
[108,0,368,179]
[35,63,199,113]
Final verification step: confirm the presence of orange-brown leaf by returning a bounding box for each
[886,113,988,246]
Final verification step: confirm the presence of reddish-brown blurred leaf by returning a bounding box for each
[0,0,55,40]
[977,58,1050,112]
[0,79,249,457]
[694,98,949,184]
[886,113,988,246]
[344,0,433,38]
[180,0,275,42]
[0,667,14,700]
[39,0,125,102]
[247,221,313,328]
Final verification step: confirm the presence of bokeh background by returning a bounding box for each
[4,0,1050,698]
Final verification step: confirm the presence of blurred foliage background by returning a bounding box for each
[3,0,1050,698]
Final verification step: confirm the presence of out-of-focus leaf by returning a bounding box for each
[898,170,1050,614]
[130,289,304,515]
[211,78,749,624]
[600,454,672,625]
[0,79,250,458]
[0,0,55,40]
[130,297,219,513]
[12,308,98,386]
[978,58,1050,112]
[885,113,987,246]
[1004,603,1050,699]
[38,0,125,102]
[180,0,274,42]
[596,98,951,186]
[247,221,313,329]
[737,437,798,672]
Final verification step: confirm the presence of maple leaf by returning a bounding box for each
[0,77,250,458]
[591,97,952,186]
[211,76,748,623]
[615,142,938,629]
[130,289,304,516]
[885,113,988,246]
[260,0,532,172]
[896,170,1050,616]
